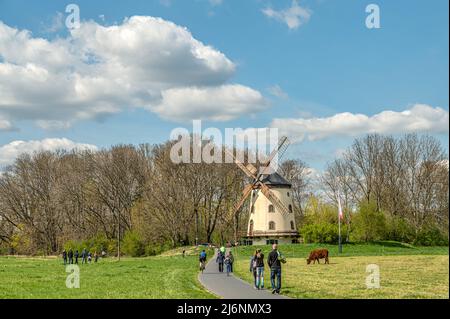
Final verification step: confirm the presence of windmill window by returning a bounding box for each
[290,221,295,230]
[268,205,274,213]
[287,192,290,197]
[251,205,255,214]
[289,205,293,213]
[269,221,276,230]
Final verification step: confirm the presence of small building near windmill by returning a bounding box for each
[246,172,299,245]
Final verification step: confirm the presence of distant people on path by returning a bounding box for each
[88,252,92,263]
[68,249,74,264]
[94,251,99,263]
[216,250,225,273]
[199,250,207,272]
[74,250,79,264]
[224,253,232,276]
[268,244,285,294]
[227,251,234,273]
[62,249,67,265]
[81,248,87,264]
[249,250,257,288]
[255,249,265,290]
[182,250,186,258]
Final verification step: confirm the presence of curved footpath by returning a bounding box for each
[198,251,288,299]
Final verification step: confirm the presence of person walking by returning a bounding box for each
[68,248,74,265]
[81,248,87,264]
[249,250,258,288]
[74,250,79,264]
[94,251,99,263]
[228,251,235,273]
[255,249,265,290]
[224,253,232,276]
[87,252,92,264]
[267,244,285,294]
[62,249,67,265]
[216,250,225,273]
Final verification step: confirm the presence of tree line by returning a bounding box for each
[0,133,448,255]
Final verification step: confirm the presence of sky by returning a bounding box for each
[0,0,448,171]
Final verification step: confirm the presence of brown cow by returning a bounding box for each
[306,249,329,264]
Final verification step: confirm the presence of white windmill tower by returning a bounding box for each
[227,136,299,245]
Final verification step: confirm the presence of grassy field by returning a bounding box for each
[0,254,214,299]
[232,243,449,299]
[0,243,448,299]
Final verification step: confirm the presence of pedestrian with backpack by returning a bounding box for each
[267,244,286,294]
[216,250,225,273]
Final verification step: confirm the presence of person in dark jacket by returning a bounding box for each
[62,249,67,265]
[68,249,74,264]
[255,249,265,289]
[249,250,258,288]
[74,250,79,264]
[81,248,87,264]
[267,244,283,294]
[216,250,225,272]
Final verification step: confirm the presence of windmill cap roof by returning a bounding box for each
[260,172,291,187]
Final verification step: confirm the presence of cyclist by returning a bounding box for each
[199,250,207,272]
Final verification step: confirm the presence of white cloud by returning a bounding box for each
[0,16,267,128]
[262,0,312,30]
[271,104,450,142]
[0,115,13,131]
[152,84,266,122]
[267,85,289,99]
[0,138,98,166]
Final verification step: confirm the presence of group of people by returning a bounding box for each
[216,246,234,276]
[198,243,284,294]
[249,244,285,294]
[62,248,106,265]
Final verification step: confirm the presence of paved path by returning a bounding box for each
[198,251,288,299]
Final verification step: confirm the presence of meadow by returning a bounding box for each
[0,253,214,299]
[0,243,448,299]
[232,243,449,299]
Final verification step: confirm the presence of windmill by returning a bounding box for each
[227,136,299,245]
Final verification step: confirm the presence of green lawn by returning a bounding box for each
[0,254,214,299]
[0,243,448,299]
[232,243,449,299]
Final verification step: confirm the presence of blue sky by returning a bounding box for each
[0,0,448,170]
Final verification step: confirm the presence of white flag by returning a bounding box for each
[337,192,344,220]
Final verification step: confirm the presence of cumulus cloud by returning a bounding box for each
[271,104,449,142]
[0,138,98,166]
[262,0,312,30]
[153,84,267,122]
[0,16,267,128]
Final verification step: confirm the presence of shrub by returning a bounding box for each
[122,231,145,257]
[413,226,449,246]
[384,216,415,243]
[300,223,348,244]
[351,201,386,242]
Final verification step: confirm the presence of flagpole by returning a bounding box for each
[338,191,343,254]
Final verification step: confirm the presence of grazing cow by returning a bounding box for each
[307,249,329,265]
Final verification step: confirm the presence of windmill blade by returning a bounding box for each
[259,182,290,216]
[229,184,253,220]
[225,148,257,179]
[258,136,290,177]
